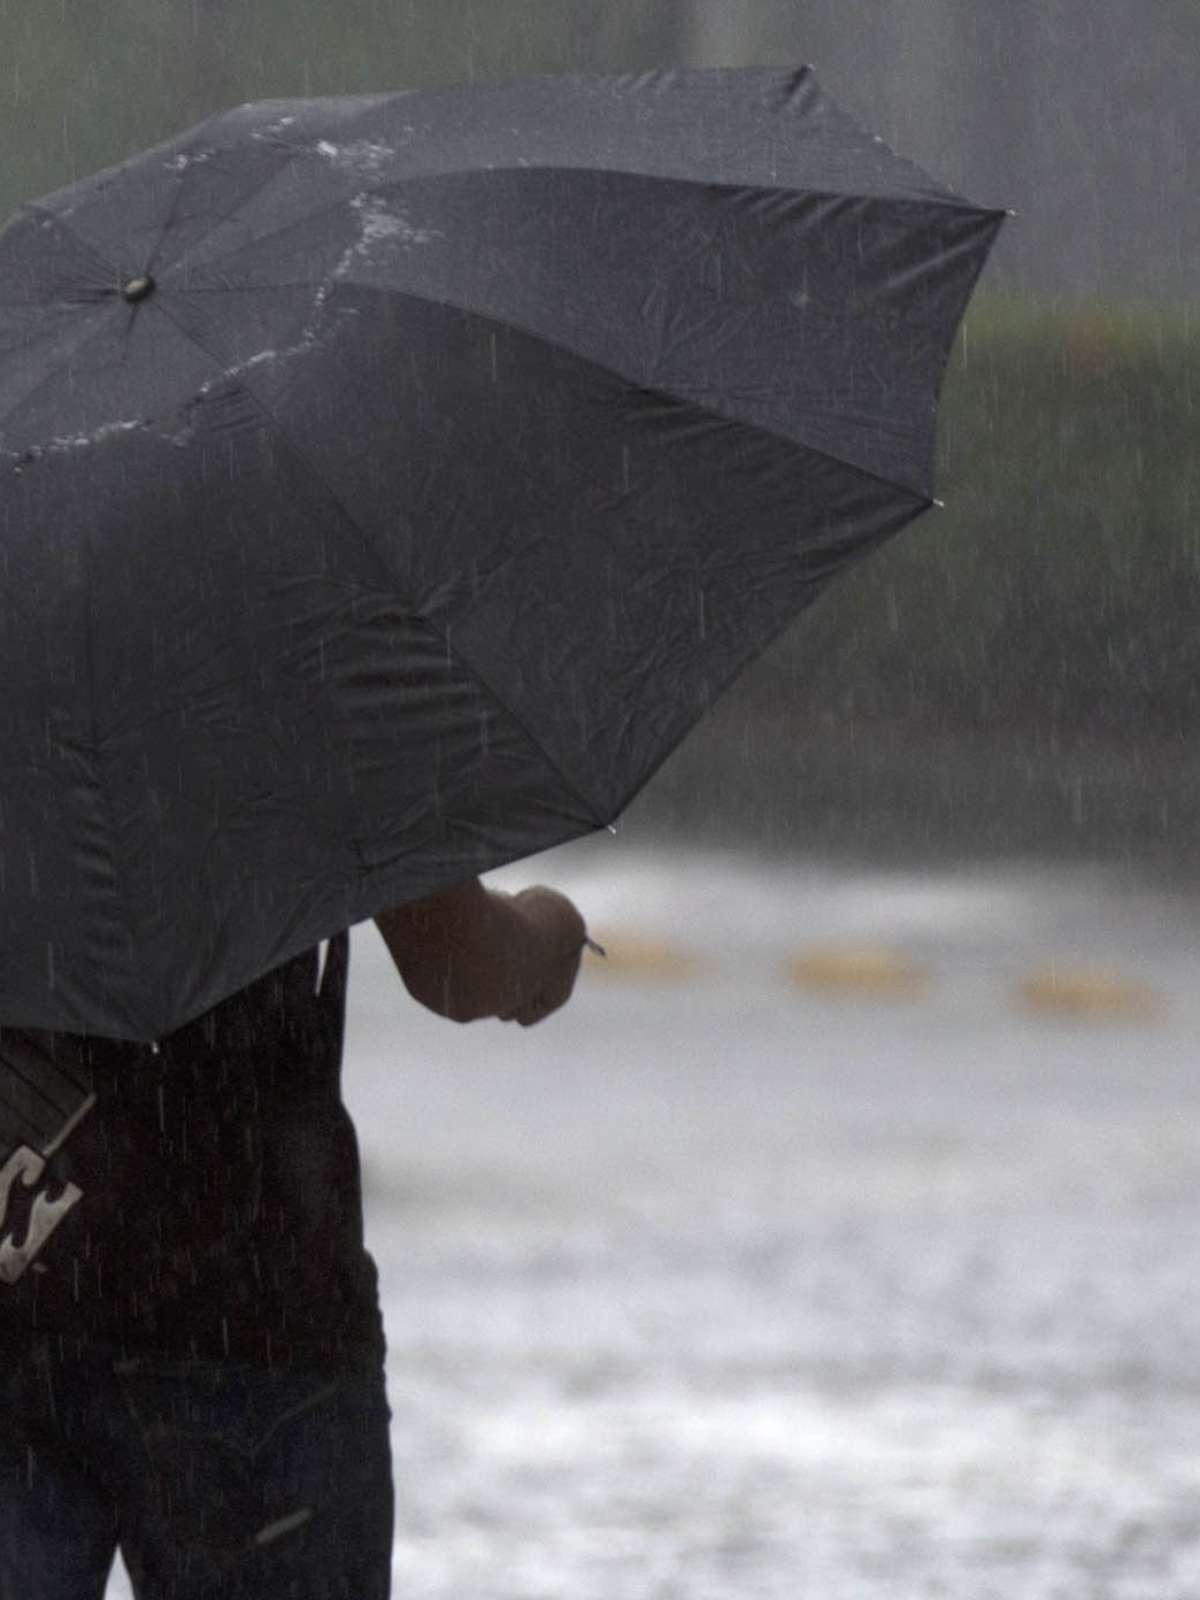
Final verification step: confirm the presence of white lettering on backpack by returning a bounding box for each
[0,1139,86,1285]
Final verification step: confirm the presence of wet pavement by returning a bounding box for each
[109,843,1200,1597]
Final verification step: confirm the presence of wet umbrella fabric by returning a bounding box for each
[0,68,1004,1040]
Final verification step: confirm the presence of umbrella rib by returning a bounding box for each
[85,296,629,834]
[409,615,611,831]
[6,127,297,299]
[159,71,969,257]
[0,310,121,442]
[142,138,308,281]
[0,316,159,472]
[1,265,935,511]
[7,116,282,293]
[155,92,412,265]
[268,277,940,505]
[176,302,614,828]
[97,94,425,285]
[141,110,228,281]
[122,290,408,597]
[139,262,929,541]
[162,169,989,297]
[2,204,121,295]
[148,388,611,839]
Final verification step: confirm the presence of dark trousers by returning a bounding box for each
[0,1337,394,1599]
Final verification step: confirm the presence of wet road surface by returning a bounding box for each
[110,843,1200,1598]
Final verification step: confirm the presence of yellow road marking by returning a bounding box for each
[1017,964,1160,1022]
[785,944,927,999]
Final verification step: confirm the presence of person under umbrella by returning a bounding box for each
[0,875,586,1597]
[0,65,1002,1598]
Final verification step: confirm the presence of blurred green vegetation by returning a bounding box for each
[0,0,676,220]
[754,296,1200,740]
[642,298,1200,867]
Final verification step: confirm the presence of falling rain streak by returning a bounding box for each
[0,12,1194,1600]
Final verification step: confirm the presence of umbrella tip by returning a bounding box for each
[122,274,157,304]
[933,498,946,510]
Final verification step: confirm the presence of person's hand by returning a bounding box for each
[497,886,587,1027]
[376,877,589,1026]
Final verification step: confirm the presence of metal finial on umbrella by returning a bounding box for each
[121,275,156,303]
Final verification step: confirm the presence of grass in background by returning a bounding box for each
[752,296,1200,739]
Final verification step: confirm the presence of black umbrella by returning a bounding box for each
[0,67,1004,1041]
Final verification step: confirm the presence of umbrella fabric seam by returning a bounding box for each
[9,184,994,500]
[1,262,935,511]
[88,587,401,751]
[433,446,929,825]
[403,613,611,831]
[158,172,995,301]
[118,287,408,599]
[4,112,276,289]
[69,284,612,842]
[148,137,315,285]
[2,270,601,851]
[1,205,119,294]
[148,92,419,270]
[0,317,154,461]
[606,498,933,820]
[213,277,943,506]
[140,110,237,282]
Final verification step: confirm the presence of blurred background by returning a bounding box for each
[4,3,1199,1596]
[5,0,1199,867]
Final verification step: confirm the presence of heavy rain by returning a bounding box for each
[0,3,1197,1598]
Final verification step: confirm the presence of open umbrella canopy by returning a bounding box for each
[0,67,1004,1041]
